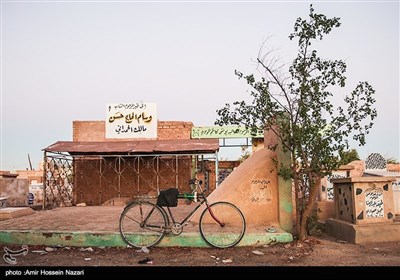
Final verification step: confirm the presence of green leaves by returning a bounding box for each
[215,4,377,240]
[289,4,341,49]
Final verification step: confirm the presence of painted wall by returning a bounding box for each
[192,129,282,227]
[195,148,279,226]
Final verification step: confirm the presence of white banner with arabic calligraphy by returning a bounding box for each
[106,103,157,139]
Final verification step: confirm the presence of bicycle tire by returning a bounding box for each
[119,201,167,248]
[199,201,246,248]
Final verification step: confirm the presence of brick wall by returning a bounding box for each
[73,121,106,142]
[157,121,193,140]
[73,120,194,141]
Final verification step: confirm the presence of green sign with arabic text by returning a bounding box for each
[191,126,264,139]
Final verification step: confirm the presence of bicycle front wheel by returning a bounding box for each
[199,201,246,248]
[119,201,167,248]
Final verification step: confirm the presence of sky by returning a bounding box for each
[1,0,399,171]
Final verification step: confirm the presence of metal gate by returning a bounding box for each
[44,152,216,208]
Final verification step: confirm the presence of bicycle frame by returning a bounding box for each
[162,192,224,229]
[119,178,246,248]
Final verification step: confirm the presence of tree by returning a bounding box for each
[215,5,377,241]
[339,148,360,165]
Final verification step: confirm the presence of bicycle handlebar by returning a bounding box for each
[188,178,202,185]
[188,178,207,195]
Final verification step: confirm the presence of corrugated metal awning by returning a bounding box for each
[43,139,219,155]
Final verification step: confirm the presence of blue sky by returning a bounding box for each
[1,1,399,171]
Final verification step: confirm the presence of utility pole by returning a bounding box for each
[27,154,33,170]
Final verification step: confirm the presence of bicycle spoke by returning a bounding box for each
[199,202,246,248]
[119,201,167,248]
[124,214,142,225]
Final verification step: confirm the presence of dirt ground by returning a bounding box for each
[1,232,399,269]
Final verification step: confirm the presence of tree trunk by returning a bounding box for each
[292,163,301,238]
[298,175,321,241]
[294,181,301,238]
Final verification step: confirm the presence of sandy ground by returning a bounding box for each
[1,232,399,268]
[1,206,399,277]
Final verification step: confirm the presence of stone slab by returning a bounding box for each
[0,207,34,221]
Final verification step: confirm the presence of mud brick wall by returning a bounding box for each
[0,177,29,206]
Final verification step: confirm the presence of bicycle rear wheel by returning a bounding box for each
[199,201,246,248]
[119,201,167,248]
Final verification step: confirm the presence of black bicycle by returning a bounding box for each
[119,179,246,249]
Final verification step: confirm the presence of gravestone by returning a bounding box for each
[332,177,395,224]
[326,176,400,243]
[364,153,400,216]
[317,165,353,222]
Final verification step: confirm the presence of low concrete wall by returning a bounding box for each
[326,218,400,244]
[0,230,293,248]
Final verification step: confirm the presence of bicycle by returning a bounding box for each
[119,179,246,249]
